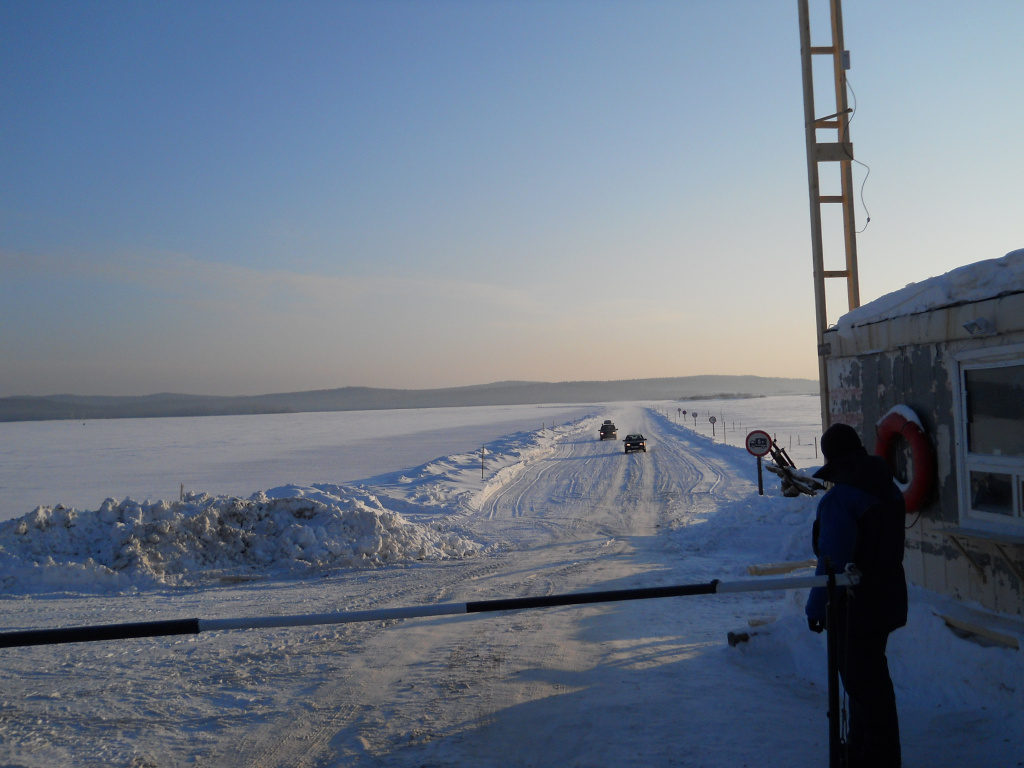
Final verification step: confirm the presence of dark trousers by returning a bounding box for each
[835,611,902,768]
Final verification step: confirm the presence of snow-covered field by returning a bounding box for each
[1,397,1020,767]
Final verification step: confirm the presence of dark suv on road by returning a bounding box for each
[599,420,617,440]
[623,434,647,453]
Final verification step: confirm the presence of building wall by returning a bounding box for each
[822,292,1024,618]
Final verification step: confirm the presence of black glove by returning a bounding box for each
[807,617,825,634]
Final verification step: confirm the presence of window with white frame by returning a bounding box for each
[958,350,1024,528]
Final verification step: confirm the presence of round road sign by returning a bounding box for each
[745,430,772,457]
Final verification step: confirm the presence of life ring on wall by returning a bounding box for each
[875,406,936,513]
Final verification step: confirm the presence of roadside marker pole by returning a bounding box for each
[745,430,772,495]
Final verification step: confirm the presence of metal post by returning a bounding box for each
[825,564,843,768]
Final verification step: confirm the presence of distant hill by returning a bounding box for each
[0,376,818,422]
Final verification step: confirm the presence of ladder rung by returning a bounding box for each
[819,196,845,204]
[824,270,849,278]
[810,46,835,55]
[814,120,839,129]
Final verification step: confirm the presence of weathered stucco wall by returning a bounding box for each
[827,343,958,522]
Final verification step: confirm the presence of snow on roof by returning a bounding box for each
[835,248,1024,331]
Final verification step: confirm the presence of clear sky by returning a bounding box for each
[2,1,1022,397]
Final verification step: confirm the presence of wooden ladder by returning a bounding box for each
[798,0,862,428]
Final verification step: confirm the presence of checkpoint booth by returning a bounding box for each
[819,249,1024,632]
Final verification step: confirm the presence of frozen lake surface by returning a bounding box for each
[0,395,822,523]
[0,403,598,523]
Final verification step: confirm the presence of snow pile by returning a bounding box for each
[0,487,478,594]
[0,420,585,595]
[365,420,588,514]
[836,247,1024,330]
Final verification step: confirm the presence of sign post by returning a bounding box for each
[709,415,717,438]
[745,430,772,495]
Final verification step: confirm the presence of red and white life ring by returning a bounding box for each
[875,406,936,513]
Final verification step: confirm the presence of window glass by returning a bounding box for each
[965,364,1024,457]
[970,471,1013,516]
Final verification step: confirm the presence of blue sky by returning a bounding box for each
[2,1,1022,396]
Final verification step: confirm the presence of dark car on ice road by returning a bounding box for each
[599,420,617,440]
[623,434,647,453]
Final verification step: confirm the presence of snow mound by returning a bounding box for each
[0,420,594,596]
[365,419,591,514]
[0,487,478,594]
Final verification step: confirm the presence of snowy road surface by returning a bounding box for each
[1,403,1021,767]
[211,404,783,767]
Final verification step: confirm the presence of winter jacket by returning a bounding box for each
[805,451,908,633]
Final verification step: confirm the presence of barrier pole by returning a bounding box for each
[826,565,843,768]
[0,573,857,649]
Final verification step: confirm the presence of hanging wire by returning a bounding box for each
[845,77,872,234]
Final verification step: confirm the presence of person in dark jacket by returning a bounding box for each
[806,422,907,768]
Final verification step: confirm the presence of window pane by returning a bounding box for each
[965,364,1024,456]
[970,471,1013,516]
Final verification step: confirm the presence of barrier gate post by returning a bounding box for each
[826,565,844,768]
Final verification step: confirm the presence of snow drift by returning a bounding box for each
[0,420,574,594]
[0,488,478,593]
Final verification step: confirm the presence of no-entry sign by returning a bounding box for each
[745,430,772,457]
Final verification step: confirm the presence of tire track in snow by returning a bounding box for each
[215,554,513,767]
